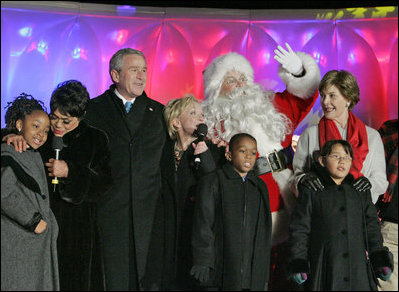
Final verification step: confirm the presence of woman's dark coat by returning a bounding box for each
[39,120,113,291]
[84,86,167,290]
[192,163,272,291]
[288,162,393,291]
[143,137,226,290]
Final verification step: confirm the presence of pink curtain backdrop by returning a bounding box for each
[1,2,398,133]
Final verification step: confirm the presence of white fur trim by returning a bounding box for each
[272,168,297,214]
[203,52,254,100]
[278,52,321,99]
[271,208,291,246]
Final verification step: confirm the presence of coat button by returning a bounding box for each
[344,276,349,281]
[343,252,349,258]
[341,229,347,235]
[340,206,345,212]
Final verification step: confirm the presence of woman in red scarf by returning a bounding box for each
[291,70,388,204]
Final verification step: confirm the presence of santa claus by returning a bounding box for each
[202,43,320,289]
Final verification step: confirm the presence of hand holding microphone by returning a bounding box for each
[46,136,64,191]
[193,123,208,169]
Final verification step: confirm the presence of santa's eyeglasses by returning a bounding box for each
[223,76,248,86]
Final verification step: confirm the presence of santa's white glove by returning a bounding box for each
[274,42,304,76]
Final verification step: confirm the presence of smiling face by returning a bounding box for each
[111,54,147,100]
[49,109,79,137]
[319,143,352,185]
[173,101,205,138]
[226,136,257,177]
[16,110,50,149]
[320,84,350,126]
[219,70,248,97]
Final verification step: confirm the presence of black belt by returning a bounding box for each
[253,147,294,176]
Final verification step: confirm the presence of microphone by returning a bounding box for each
[51,136,64,191]
[194,123,208,169]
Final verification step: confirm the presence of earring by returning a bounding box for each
[346,102,350,107]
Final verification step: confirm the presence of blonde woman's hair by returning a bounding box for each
[163,94,199,140]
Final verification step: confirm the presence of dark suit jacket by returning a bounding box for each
[85,85,167,290]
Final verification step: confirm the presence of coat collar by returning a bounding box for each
[222,162,258,183]
[57,120,89,147]
[311,161,355,187]
[101,85,152,141]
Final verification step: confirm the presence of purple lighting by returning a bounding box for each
[1,3,397,131]
[18,26,32,37]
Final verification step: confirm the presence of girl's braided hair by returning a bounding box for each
[4,93,47,129]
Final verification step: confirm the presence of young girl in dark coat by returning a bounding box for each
[191,133,272,291]
[288,139,393,291]
[1,94,59,290]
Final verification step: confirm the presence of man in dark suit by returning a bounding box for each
[85,48,167,291]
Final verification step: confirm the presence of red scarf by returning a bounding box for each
[319,111,369,179]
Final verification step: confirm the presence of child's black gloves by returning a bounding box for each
[190,265,210,283]
[353,176,372,192]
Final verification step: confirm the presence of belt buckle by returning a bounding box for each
[267,150,284,173]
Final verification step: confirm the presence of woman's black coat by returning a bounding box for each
[192,163,272,291]
[143,137,226,290]
[84,86,167,290]
[40,120,113,291]
[288,163,393,291]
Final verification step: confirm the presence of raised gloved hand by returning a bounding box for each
[291,273,308,284]
[190,265,210,283]
[274,42,304,76]
[299,172,324,192]
[378,266,392,281]
[353,176,372,192]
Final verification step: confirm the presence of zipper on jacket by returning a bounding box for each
[241,181,248,279]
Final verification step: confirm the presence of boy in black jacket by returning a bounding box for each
[191,133,272,291]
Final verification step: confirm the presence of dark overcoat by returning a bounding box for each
[288,162,393,291]
[1,143,59,291]
[192,163,272,291]
[143,138,225,290]
[39,121,112,291]
[84,85,167,290]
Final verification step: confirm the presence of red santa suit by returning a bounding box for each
[202,51,320,247]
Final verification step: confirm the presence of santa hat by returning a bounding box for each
[203,52,254,100]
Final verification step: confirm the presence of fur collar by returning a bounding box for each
[310,161,355,188]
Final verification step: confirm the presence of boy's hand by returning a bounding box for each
[378,266,392,281]
[291,273,307,284]
[190,265,210,283]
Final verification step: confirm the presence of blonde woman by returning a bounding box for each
[143,94,226,291]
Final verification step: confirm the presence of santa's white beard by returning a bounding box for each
[203,84,291,156]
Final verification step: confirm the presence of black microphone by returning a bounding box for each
[51,136,64,191]
[194,123,208,169]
